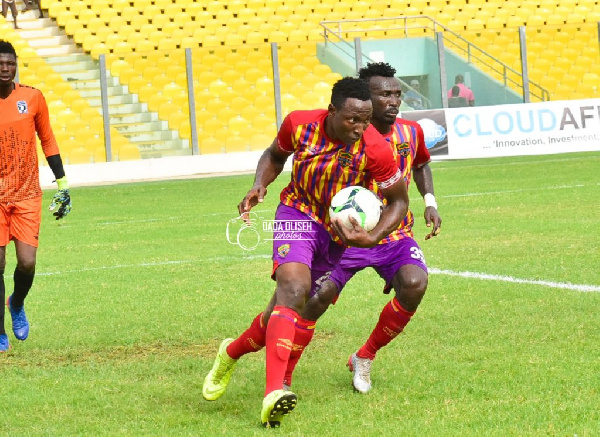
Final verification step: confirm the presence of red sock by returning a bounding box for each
[265,305,298,396]
[226,312,266,359]
[357,298,415,360]
[283,317,316,387]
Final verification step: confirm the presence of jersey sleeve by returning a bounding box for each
[276,113,295,153]
[34,90,60,157]
[364,127,403,189]
[413,123,431,168]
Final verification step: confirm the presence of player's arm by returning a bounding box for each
[237,138,291,217]
[413,164,441,239]
[333,179,408,248]
[46,154,72,220]
[411,122,441,239]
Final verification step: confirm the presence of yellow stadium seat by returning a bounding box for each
[546,14,565,26]
[228,115,250,135]
[200,137,223,154]
[225,33,245,46]
[117,144,141,161]
[68,147,93,164]
[225,135,249,153]
[249,133,272,150]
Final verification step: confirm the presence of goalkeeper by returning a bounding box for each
[0,40,72,352]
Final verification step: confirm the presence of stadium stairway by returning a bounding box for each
[13,7,188,161]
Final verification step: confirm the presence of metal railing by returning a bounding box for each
[320,16,550,104]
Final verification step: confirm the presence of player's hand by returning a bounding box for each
[49,177,72,220]
[238,185,267,224]
[424,207,441,240]
[332,217,376,248]
[49,189,71,220]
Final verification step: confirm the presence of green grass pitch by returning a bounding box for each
[1,151,599,435]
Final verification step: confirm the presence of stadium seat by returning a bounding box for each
[117,144,141,161]
[67,147,93,165]
[224,135,249,153]
[200,137,223,154]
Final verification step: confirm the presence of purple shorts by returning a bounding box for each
[328,237,428,294]
[271,204,345,297]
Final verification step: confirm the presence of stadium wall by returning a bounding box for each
[40,98,600,188]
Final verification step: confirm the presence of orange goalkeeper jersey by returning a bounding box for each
[0,83,59,202]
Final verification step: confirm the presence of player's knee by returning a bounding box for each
[303,280,338,320]
[405,272,428,295]
[394,270,428,309]
[16,259,36,274]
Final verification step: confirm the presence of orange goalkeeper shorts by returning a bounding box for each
[0,196,42,248]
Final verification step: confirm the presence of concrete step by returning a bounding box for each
[45,54,92,65]
[15,14,52,28]
[82,86,131,99]
[112,121,168,133]
[27,34,72,47]
[57,69,100,81]
[49,60,98,72]
[109,112,160,124]
[17,27,61,39]
[36,45,84,56]
[108,103,146,115]
[121,130,180,142]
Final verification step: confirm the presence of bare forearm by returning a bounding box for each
[252,147,286,189]
[413,164,434,197]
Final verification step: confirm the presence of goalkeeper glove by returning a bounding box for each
[49,176,72,220]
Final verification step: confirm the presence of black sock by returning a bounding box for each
[0,270,5,335]
[12,268,34,308]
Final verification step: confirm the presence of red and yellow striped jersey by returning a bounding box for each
[277,109,402,240]
[0,83,59,202]
[374,118,430,243]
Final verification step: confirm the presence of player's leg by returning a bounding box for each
[0,245,8,351]
[261,205,348,427]
[282,276,336,389]
[203,291,275,401]
[283,246,363,389]
[34,0,43,17]
[349,239,428,393]
[9,2,18,28]
[7,240,36,340]
[6,198,40,341]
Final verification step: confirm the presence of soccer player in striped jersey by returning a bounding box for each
[203,77,409,428]
[285,62,443,394]
[0,40,72,352]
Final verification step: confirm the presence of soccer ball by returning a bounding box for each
[329,186,383,232]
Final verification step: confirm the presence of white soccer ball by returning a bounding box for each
[329,186,383,232]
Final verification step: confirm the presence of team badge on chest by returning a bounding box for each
[17,100,28,114]
[397,142,411,157]
[337,150,353,167]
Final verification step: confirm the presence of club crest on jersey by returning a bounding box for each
[337,151,353,167]
[17,101,28,114]
[277,244,290,258]
[396,142,411,157]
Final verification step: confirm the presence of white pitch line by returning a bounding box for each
[441,183,588,199]
[429,268,600,293]
[432,154,600,171]
[5,258,596,293]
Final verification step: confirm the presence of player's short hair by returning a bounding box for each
[0,40,17,58]
[357,62,397,82]
[330,77,371,109]
[455,74,464,84]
